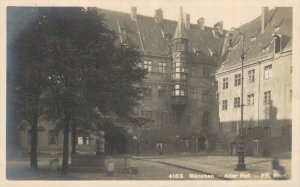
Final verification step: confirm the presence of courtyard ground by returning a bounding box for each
[6,154,290,180]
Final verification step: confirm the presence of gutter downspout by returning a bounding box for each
[257,61,261,157]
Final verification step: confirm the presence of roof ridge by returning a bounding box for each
[98,8,218,31]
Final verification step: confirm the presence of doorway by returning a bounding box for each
[197,137,206,151]
[105,128,128,155]
[231,143,237,155]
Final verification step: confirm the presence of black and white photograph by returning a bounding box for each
[2,0,300,186]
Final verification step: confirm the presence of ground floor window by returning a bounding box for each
[216,140,223,150]
[78,136,90,145]
[264,127,271,136]
[77,130,90,145]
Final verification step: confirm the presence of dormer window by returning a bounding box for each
[163,32,172,40]
[250,36,256,42]
[193,48,201,56]
[207,47,215,57]
[274,34,282,54]
[262,46,269,53]
[273,26,280,33]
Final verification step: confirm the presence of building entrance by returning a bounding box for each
[105,128,128,155]
[198,137,206,151]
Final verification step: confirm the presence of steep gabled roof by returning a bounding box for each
[99,8,225,63]
[218,7,292,72]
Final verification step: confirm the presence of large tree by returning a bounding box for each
[14,7,146,174]
[12,8,51,169]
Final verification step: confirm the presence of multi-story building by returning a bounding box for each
[215,7,292,156]
[16,7,292,157]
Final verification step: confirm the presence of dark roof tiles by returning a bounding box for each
[218,7,292,72]
[99,8,224,62]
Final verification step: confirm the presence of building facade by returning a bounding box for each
[17,7,292,157]
[215,7,292,156]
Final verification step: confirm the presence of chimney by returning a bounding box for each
[197,17,205,30]
[214,21,223,35]
[184,13,190,29]
[154,8,163,23]
[131,7,137,21]
[261,7,269,34]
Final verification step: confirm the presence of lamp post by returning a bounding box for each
[133,135,140,155]
[229,27,246,170]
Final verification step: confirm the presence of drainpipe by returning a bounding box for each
[257,61,261,157]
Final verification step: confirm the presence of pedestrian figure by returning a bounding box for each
[271,158,287,179]
[157,142,163,155]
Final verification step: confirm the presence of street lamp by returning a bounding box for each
[133,135,140,155]
[229,27,246,170]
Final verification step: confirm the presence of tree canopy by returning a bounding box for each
[11,7,147,173]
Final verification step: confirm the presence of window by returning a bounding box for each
[248,69,255,83]
[191,69,197,77]
[234,74,241,86]
[175,67,187,73]
[143,60,152,72]
[223,77,228,89]
[216,140,223,150]
[247,128,253,137]
[159,112,169,125]
[203,67,209,78]
[264,127,271,136]
[202,90,210,102]
[264,64,272,79]
[247,94,254,106]
[234,97,240,108]
[48,130,58,145]
[158,62,166,73]
[190,88,199,100]
[203,112,209,127]
[219,123,223,132]
[281,126,291,136]
[264,91,271,104]
[183,114,191,125]
[78,136,90,145]
[274,35,281,54]
[172,84,186,96]
[232,122,238,133]
[222,100,228,110]
[77,130,90,145]
[143,85,153,97]
[172,72,187,80]
[158,85,167,98]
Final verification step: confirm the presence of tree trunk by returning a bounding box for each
[30,111,38,170]
[71,118,77,155]
[61,113,71,175]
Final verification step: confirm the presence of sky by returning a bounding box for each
[91,0,275,29]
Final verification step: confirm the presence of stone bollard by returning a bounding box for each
[107,161,114,176]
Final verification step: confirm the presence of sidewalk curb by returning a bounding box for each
[131,157,231,180]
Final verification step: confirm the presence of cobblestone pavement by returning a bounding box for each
[6,158,217,180]
[6,155,291,180]
[134,155,291,180]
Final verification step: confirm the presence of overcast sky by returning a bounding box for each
[93,0,275,29]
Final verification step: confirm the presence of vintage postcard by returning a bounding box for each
[1,0,300,186]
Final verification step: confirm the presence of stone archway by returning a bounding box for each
[105,127,129,155]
